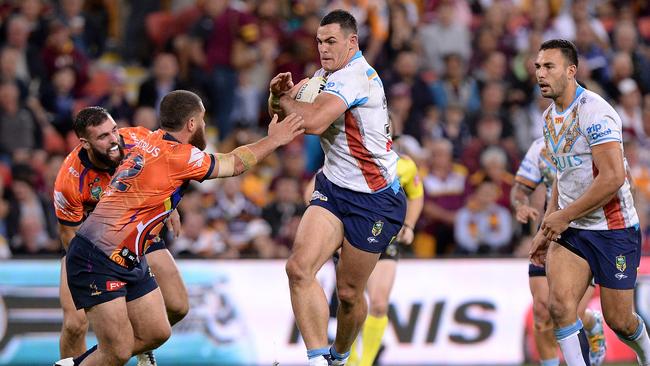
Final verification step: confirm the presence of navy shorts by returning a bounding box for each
[144,237,167,254]
[529,263,546,277]
[310,173,407,253]
[556,226,641,290]
[66,235,158,310]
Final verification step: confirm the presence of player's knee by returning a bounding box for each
[62,311,88,338]
[603,312,638,336]
[165,297,189,325]
[532,299,552,326]
[369,298,389,317]
[337,285,363,310]
[285,256,311,285]
[150,324,172,349]
[547,297,573,323]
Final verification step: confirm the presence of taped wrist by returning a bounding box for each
[232,145,257,172]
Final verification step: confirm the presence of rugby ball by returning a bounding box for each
[295,76,326,103]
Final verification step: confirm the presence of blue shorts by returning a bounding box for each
[66,235,158,310]
[310,172,406,253]
[144,237,167,254]
[529,263,546,277]
[556,226,641,290]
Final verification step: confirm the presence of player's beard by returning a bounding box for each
[189,126,207,151]
[92,143,124,169]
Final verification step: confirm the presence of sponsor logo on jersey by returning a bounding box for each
[188,147,204,168]
[586,123,612,142]
[551,155,583,172]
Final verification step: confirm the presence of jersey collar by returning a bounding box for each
[77,148,115,174]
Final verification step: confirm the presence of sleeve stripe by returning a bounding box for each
[590,137,621,145]
[322,89,349,107]
[58,218,83,227]
[515,176,539,189]
[201,154,216,182]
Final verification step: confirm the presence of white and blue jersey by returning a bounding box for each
[543,86,638,230]
[314,50,398,193]
[515,137,556,201]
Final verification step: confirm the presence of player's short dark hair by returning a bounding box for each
[159,90,203,132]
[320,9,357,35]
[539,39,579,68]
[73,106,111,138]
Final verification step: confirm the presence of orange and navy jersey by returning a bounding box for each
[53,127,152,226]
[76,129,215,265]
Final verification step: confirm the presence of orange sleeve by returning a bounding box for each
[120,126,152,147]
[53,163,84,225]
[167,144,215,182]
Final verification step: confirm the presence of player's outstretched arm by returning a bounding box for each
[279,89,347,135]
[208,113,304,179]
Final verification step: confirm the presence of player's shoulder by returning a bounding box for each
[119,126,153,146]
[55,146,84,192]
[528,137,546,152]
[578,89,616,114]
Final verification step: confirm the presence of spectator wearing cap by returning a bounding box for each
[616,78,644,138]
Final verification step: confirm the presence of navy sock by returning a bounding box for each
[73,345,97,365]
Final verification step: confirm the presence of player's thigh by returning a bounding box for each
[85,297,134,352]
[60,258,88,326]
[600,287,635,325]
[145,249,188,313]
[289,205,344,276]
[577,283,595,318]
[366,259,397,304]
[546,241,592,307]
[127,287,171,344]
[336,239,380,298]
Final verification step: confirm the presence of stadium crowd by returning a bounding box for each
[0,0,650,259]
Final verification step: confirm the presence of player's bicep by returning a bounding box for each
[303,92,348,135]
[592,141,625,185]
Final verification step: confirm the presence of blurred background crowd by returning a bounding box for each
[0,0,649,260]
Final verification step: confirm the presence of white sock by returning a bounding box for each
[555,319,589,366]
[307,347,329,366]
[616,314,650,365]
[308,356,328,366]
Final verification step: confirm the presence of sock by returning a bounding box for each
[307,347,329,366]
[359,315,388,366]
[73,345,97,365]
[540,358,560,366]
[348,337,359,365]
[555,319,589,366]
[615,313,650,364]
[329,345,350,360]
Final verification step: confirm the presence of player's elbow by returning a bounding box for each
[602,171,625,194]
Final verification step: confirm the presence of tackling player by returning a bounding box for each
[54,107,186,365]
[54,90,303,366]
[530,39,650,365]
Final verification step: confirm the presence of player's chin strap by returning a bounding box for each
[214,146,258,177]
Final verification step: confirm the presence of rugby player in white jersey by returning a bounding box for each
[530,39,650,365]
[268,9,406,366]
[513,137,605,366]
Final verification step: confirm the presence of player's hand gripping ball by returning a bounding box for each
[294,76,326,103]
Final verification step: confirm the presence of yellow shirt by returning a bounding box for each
[397,156,423,200]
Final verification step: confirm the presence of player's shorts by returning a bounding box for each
[144,237,167,254]
[310,172,406,254]
[556,225,641,290]
[66,235,158,310]
[528,262,596,287]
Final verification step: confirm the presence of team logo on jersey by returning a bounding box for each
[90,282,101,297]
[372,220,384,237]
[90,186,102,200]
[616,255,627,272]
